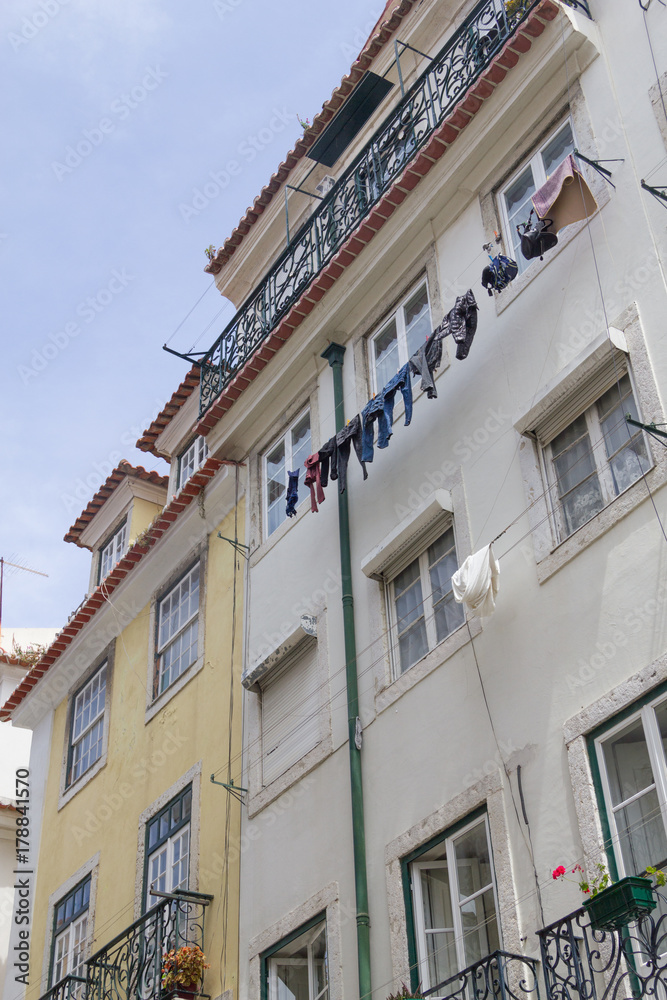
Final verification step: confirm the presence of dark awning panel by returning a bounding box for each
[307,72,393,168]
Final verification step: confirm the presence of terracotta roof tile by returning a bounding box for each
[136,367,201,456]
[64,462,169,548]
[0,456,231,722]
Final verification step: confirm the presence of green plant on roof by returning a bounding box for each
[297,115,311,131]
[205,244,217,261]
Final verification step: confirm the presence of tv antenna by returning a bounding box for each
[0,557,49,643]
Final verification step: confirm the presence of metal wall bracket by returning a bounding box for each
[627,415,667,443]
[574,149,623,188]
[210,774,247,804]
[640,180,667,208]
[217,532,250,560]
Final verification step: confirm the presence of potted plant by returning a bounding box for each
[552,862,666,931]
[161,945,210,998]
[386,986,423,1000]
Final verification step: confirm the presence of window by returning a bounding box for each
[144,786,192,910]
[98,521,128,582]
[499,119,575,274]
[178,437,208,490]
[369,282,431,393]
[155,563,200,698]
[264,410,311,537]
[542,373,650,542]
[68,664,107,786]
[409,816,500,993]
[51,877,91,985]
[264,917,328,1000]
[389,526,465,677]
[260,640,321,786]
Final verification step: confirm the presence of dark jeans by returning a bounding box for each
[333,414,367,493]
[409,331,443,398]
[361,396,388,464]
[285,470,299,518]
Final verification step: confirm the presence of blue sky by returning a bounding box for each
[1,0,387,630]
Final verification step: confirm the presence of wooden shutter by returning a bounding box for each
[534,350,628,444]
[261,639,320,786]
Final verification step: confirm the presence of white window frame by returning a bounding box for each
[178,436,208,490]
[155,562,200,698]
[498,117,576,275]
[386,525,464,681]
[98,521,127,582]
[68,663,107,786]
[595,695,667,879]
[267,919,328,1000]
[51,877,91,986]
[263,408,311,538]
[410,815,500,993]
[368,280,432,394]
[540,371,652,545]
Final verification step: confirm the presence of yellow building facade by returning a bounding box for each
[2,415,245,1000]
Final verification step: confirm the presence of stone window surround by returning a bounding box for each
[480,84,612,313]
[513,303,667,583]
[145,546,208,724]
[365,469,482,715]
[564,651,667,881]
[247,376,321,566]
[384,772,521,990]
[133,761,202,920]
[40,852,100,994]
[58,645,115,811]
[248,882,343,1000]
[245,613,333,819]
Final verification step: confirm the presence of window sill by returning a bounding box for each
[536,463,667,584]
[145,655,205,725]
[375,616,482,715]
[58,753,108,811]
[246,732,334,819]
[250,496,311,567]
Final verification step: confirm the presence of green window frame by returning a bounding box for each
[587,679,667,885]
[400,807,500,995]
[260,912,328,1000]
[143,785,192,912]
[49,875,91,986]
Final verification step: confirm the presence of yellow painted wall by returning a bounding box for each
[128,497,164,544]
[30,500,244,1000]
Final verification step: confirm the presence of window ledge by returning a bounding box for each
[246,733,334,819]
[375,616,482,715]
[243,617,317,689]
[58,753,108,812]
[249,495,311,567]
[145,655,205,725]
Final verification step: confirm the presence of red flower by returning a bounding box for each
[552,866,566,879]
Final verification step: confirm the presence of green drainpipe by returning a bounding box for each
[321,343,372,1000]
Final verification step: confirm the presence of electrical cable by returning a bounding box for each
[164,283,215,348]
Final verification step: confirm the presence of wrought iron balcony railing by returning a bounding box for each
[41,891,212,1000]
[537,899,667,1000]
[421,949,541,1000]
[198,0,592,415]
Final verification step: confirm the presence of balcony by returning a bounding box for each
[421,950,541,1000]
[198,0,592,417]
[42,891,212,1000]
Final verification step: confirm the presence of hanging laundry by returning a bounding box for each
[334,415,368,493]
[409,330,442,398]
[285,470,300,518]
[481,254,518,296]
[435,289,479,360]
[361,395,387,464]
[451,544,500,618]
[517,210,558,261]
[304,454,325,513]
[318,436,337,488]
[532,153,597,233]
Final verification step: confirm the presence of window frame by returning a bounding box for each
[386,524,465,681]
[66,662,108,788]
[49,876,91,987]
[97,519,128,583]
[154,560,201,701]
[142,785,193,912]
[498,117,576,276]
[260,913,328,1000]
[539,369,652,545]
[177,436,209,491]
[262,408,312,539]
[401,809,500,995]
[368,279,432,395]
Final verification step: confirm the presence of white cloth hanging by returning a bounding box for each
[451,543,500,618]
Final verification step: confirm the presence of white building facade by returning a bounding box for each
[155,0,667,998]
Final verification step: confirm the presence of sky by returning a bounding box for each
[0,0,389,631]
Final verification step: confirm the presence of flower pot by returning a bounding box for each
[583,876,657,931]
